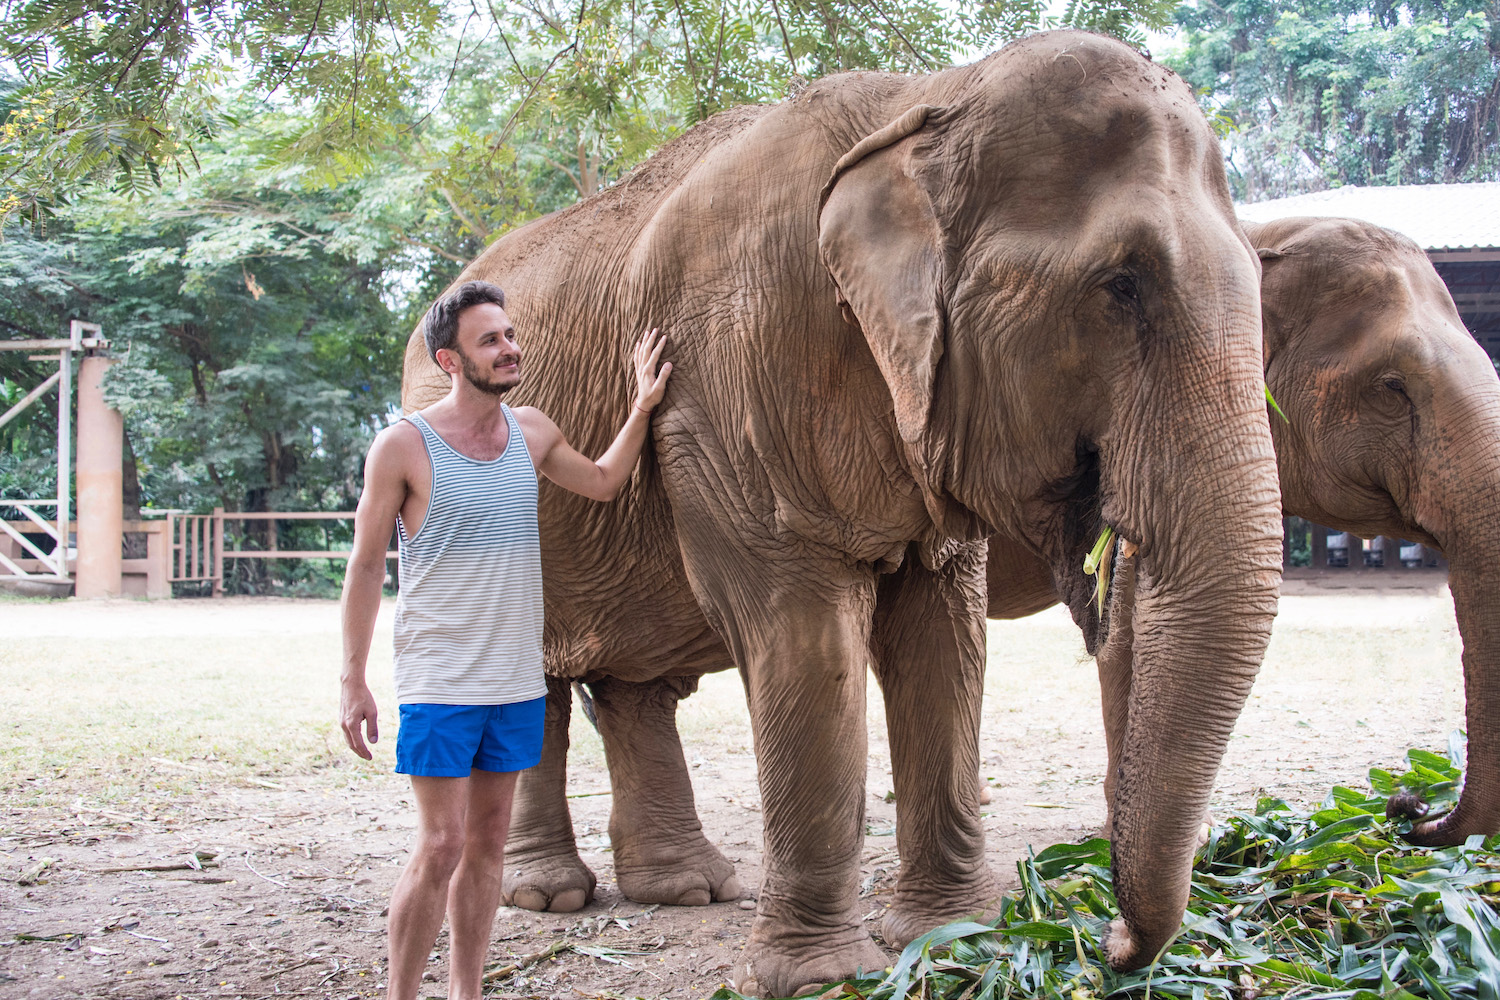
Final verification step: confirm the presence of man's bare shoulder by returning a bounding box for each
[366,419,426,479]
[373,417,424,450]
[509,405,561,440]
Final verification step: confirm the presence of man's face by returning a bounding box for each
[440,302,521,396]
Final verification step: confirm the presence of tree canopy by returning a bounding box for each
[1167,0,1500,201]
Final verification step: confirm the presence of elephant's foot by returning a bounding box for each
[879,874,1003,949]
[615,839,743,906]
[732,916,889,998]
[501,850,596,913]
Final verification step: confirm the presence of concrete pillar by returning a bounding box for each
[75,355,123,598]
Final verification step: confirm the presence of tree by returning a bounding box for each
[1167,0,1500,201]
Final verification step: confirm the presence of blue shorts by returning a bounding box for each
[395,698,545,777]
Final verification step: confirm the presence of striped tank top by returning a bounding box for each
[392,406,547,706]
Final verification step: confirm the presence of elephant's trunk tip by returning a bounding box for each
[1387,790,1466,847]
[1103,918,1142,971]
[1385,789,1431,824]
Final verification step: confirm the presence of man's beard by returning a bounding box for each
[458,350,517,396]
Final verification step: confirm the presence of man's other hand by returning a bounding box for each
[632,328,672,412]
[341,683,380,759]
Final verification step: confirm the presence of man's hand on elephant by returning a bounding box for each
[340,682,379,760]
[632,328,672,412]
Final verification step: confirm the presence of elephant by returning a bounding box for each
[987,214,1500,846]
[400,31,1283,995]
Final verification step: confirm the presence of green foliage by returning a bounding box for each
[1056,0,1179,49]
[0,0,448,221]
[713,735,1500,999]
[1166,0,1500,201]
[0,113,412,520]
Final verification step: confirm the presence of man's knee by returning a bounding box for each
[414,826,468,876]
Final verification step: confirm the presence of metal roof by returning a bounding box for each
[1235,182,1500,252]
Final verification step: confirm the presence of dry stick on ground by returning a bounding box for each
[260,956,325,981]
[481,939,573,983]
[89,861,220,874]
[244,851,291,888]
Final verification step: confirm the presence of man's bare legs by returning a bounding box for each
[387,770,519,1000]
[446,770,518,995]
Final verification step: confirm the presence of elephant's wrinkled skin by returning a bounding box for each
[401,32,1282,994]
[989,214,1500,846]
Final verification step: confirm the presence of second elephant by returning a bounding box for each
[988,214,1500,845]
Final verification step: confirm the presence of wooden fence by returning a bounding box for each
[1,509,395,596]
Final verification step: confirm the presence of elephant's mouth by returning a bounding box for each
[1042,440,1115,655]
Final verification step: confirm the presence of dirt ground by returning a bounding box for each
[0,567,1467,1000]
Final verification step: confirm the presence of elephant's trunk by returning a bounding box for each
[1101,345,1283,970]
[1399,386,1500,845]
[1403,559,1500,844]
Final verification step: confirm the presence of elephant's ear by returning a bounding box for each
[818,105,949,444]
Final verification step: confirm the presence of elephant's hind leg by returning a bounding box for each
[501,676,597,912]
[590,674,742,905]
[870,542,1001,948]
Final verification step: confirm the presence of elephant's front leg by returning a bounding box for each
[501,676,597,912]
[870,542,1000,948]
[719,572,888,998]
[589,674,743,905]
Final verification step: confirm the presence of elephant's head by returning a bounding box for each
[817,31,1283,970]
[1249,215,1500,845]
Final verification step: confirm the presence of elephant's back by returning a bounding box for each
[400,103,777,412]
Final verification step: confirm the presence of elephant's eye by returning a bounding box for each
[1382,376,1407,394]
[1108,275,1141,307]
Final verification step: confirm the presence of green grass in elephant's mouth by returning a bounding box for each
[1041,440,1111,651]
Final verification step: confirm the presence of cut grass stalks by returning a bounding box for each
[712,733,1500,1000]
[1266,384,1290,424]
[1084,527,1117,618]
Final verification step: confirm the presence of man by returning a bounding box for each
[339,279,671,1000]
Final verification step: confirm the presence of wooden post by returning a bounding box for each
[75,354,123,597]
[172,512,184,580]
[212,507,225,597]
[56,348,71,574]
[0,522,20,569]
[1311,523,1328,569]
[143,521,170,598]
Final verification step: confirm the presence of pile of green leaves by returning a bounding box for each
[714,736,1500,999]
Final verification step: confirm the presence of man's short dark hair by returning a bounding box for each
[423,281,507,363]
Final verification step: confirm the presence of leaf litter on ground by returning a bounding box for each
[711,732,1500,999]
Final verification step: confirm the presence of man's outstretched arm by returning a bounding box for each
[524,328,673,502]
[339,427,412,758]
